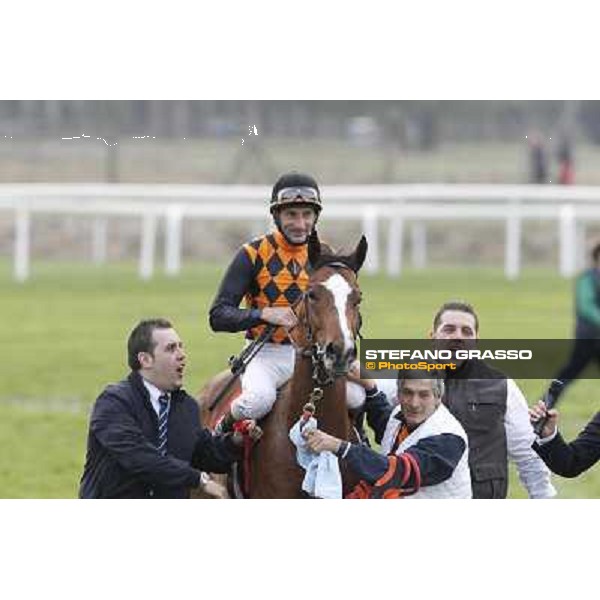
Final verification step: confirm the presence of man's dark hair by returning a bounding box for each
[127,318,173,370]
[591,243,600,264]
[432,300,479,333]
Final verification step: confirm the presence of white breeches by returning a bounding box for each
[231,343,296,420]
[230,343,393,420]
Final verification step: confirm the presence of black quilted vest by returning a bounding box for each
[443,360,508,499]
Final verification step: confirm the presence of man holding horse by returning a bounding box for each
[79,318,261,499]
[304,369,472,498]
[209,171,365,432]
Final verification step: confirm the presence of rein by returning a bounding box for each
[207,324,276,412]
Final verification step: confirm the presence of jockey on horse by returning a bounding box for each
[208,171,366,433]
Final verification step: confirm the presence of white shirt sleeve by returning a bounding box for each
[536,426,559,446]
[505,379,557,498]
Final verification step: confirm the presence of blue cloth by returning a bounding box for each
[289,417,342,499]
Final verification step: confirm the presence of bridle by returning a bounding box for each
[291,261,363,389]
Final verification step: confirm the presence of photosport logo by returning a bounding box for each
[360,339,588,380]
[363,349,458,373]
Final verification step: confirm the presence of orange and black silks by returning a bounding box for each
[243,230,309,343]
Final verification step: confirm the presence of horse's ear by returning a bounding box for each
[308,230,321,268]
[351,235,368,273]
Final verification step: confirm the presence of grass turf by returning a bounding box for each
[1,260,598,498]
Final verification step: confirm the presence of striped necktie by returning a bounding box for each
[157,394,170,456]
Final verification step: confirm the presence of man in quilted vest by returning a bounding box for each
[304,370,472,499]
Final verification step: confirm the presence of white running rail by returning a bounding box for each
[1,183,598,281]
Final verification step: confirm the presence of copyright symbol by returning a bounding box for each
[365,362,376,369]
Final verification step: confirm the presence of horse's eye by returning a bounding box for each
[307,290,317,301]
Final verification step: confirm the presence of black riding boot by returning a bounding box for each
[349,407,371,447]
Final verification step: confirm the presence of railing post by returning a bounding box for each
[92,217,108,265]
[505,200,521,280]
[14,205,30,282]
[165,205,183,276]
[386,208,404,278]
[559,204,577,277]
[139,213,158,280]
[576,221,586,270]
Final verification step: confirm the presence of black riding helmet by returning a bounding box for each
[270,172,322,245]
[270,172,322,215]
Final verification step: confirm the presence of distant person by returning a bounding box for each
[79,318,261,498]
[528,133,548,184]
[557,136,575,185]
[530,400,600,478]
[540,243,600,403]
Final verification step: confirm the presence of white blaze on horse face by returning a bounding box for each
[322,273,354,353]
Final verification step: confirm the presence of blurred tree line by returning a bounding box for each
[0,100,591,146]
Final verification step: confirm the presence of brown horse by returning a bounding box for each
[197,232,368,498]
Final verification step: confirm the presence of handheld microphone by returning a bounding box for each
[533,379,565,437]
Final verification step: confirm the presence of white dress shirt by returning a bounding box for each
[504,378,556,498]
[141,378,171,416]
[140,378,209,487]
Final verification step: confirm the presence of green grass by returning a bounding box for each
[1,259,599,498]
[0,406,87,498]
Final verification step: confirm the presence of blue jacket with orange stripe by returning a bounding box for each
[339,387,466,493]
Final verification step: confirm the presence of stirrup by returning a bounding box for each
[216,411,236,434]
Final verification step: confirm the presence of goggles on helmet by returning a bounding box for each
[275,186,320,203]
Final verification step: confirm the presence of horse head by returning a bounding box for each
[291,231,368,385]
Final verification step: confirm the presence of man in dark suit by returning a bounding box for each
[531,400,600,478]
[79,318,261,498]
